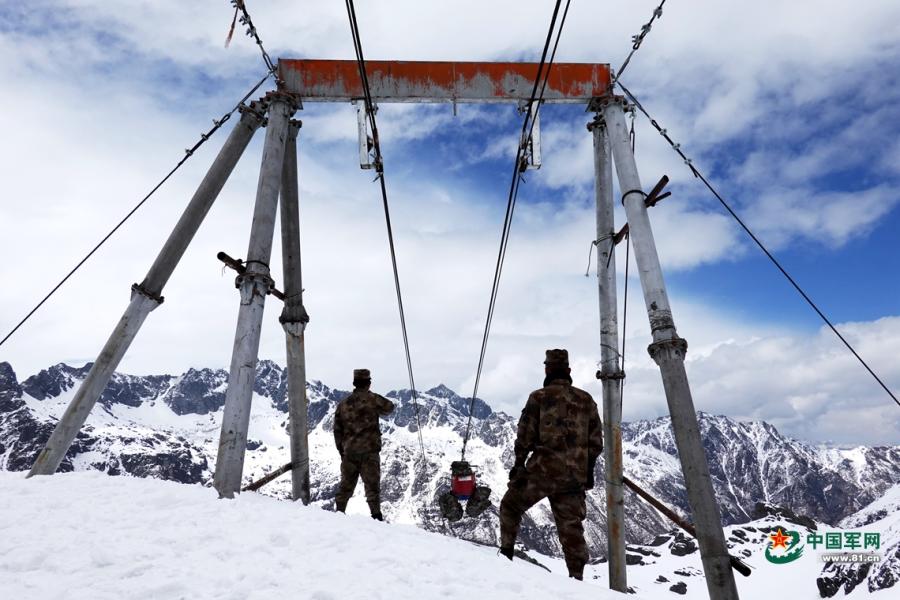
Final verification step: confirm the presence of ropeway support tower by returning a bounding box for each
[27,59,739,600]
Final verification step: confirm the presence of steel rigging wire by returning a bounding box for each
[460,0,573,460]
[344,0,428,461]
[2,0,282,349]
[0,72,273,349]
[616,81,899,408]
[607,0,897,407]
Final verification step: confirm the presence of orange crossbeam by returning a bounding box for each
[278,59,611,103]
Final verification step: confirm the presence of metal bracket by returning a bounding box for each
[517,101,542,171]
[610,174,673,245]
[596,370,626,381]
[130,283,164,305]
[587,93,622,113]
[354,99,379,170]
[217,251,286,301]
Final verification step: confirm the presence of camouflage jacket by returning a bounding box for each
[334,388,396,455]
[514,379,603,488]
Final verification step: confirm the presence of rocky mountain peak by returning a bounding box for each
[0,362,23,411]
[0,362,19,391]
[425,384,457,399]
[21,362,92,400]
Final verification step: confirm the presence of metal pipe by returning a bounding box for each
[590,116,627,592]
[213,94,297,498]
[242,462,294,493]
[27,107,264,477]
[279,119,311,504]
[622,476,752,578]
[603,98,740,600]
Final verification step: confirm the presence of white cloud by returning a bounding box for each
[0,1,898,447]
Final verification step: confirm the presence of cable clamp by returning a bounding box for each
[596,370,626,381]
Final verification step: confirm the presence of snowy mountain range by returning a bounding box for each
[1,360,898,597]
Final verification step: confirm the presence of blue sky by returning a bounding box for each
[0,0,898,444]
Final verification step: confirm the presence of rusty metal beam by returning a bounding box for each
[278,59,611,103]
[622,476,753,578]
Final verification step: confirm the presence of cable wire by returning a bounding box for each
[0,72,274,349]
[344,0,428,462]
[229,1,278,76]
[461,0,572,460]
[615,80,899,408]
[612,0,667,85]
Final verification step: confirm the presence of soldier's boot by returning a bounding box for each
[335,499,348,513]
[368,500,383,521]
[565,558,586,581]
[498,546,514,561]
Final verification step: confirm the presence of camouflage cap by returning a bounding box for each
[353,368,371,380]
[544,349,569,369]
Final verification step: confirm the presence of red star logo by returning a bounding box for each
[769,528,791,550]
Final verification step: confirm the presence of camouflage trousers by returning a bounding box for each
[335,451,382,515]
[499,476,588,578]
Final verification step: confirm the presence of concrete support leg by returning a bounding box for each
[590,117,627,593]
[602,99,739,600]
[28,105,265,477]
[214,94,298,498]
[279,119,311,504]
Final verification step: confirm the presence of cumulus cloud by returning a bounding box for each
[0,1,898,448]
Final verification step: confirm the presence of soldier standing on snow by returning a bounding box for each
[498,349,603,581]
[333,368,395,521]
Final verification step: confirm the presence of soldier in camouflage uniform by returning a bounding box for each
[498,349,603,580]
[334,368,395,521]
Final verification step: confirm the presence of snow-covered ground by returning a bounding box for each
[2,471,899,599]
[0,471,638,600]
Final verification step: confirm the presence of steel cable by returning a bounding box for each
[612,0,667,86]
[344,0,428,463]
[229,1,278,76]
[615,80,899,408]
[461,0,573,460]
[0,72,274,349]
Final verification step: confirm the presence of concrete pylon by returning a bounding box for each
[278,119,311,504]
[602,97,740,600]
[213,93,298,498]
[590,115,627,593]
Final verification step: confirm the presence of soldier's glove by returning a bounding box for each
[509,465,526,481]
